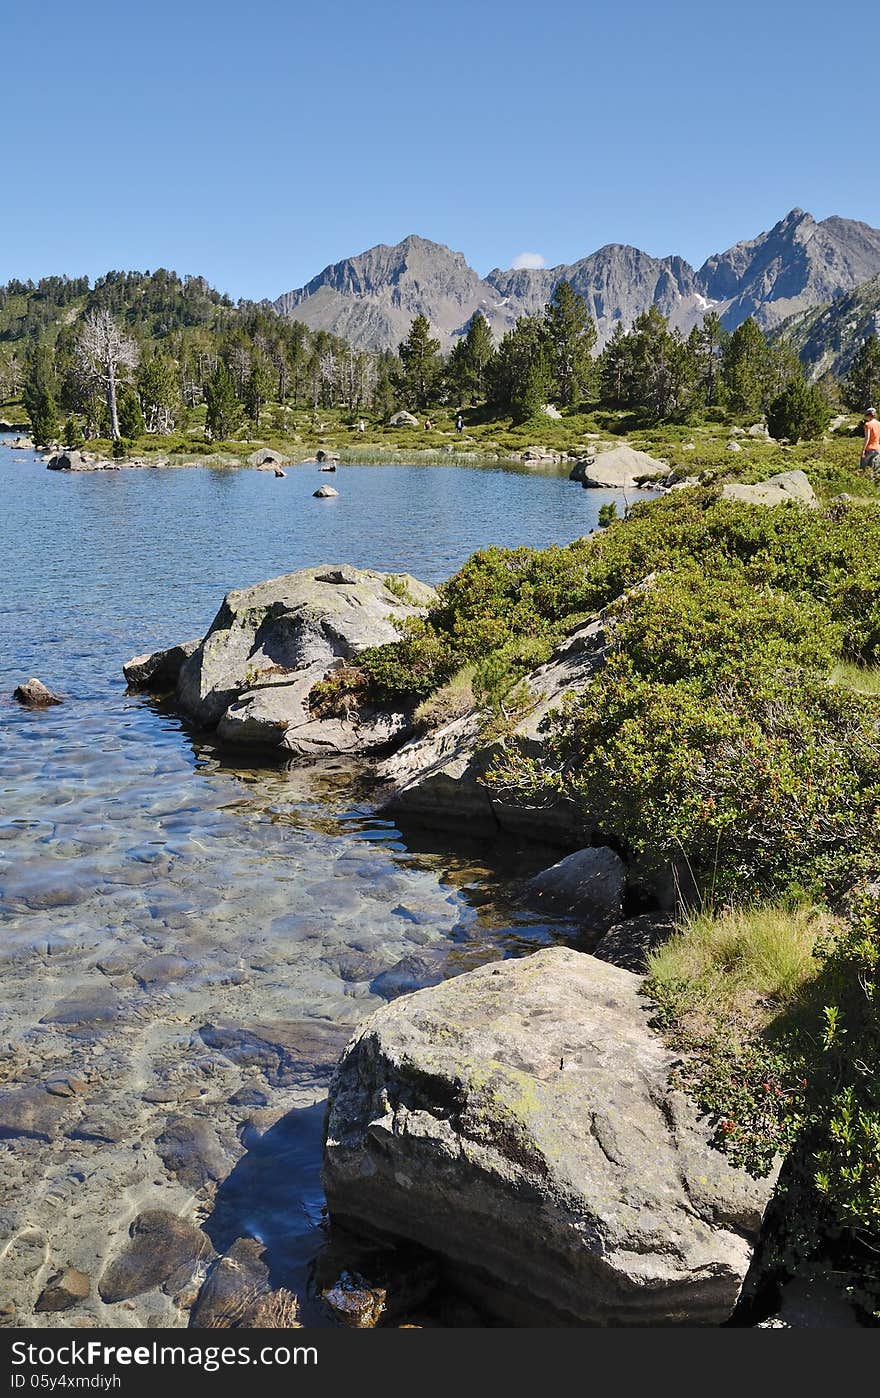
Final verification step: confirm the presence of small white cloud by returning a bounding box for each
[511,251,546,270]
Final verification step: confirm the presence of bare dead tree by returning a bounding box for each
[320,349,336,408]
[75,309,139,440]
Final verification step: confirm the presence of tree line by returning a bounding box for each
[8,266,880,448]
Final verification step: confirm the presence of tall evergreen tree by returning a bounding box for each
[597,321,632,407]
[843,336,880,412]
[396,315,441,409]
[543,280,596,408]
[22,342,59,447]
[244,354,274,428]
[722,316,768,417]
[618,307,695,422]
[137,353,180,433]
[688,310,726,407]
[204,359,239,440]
[487,315,551,423]
[447,312,496,402]
[117,386,145,438]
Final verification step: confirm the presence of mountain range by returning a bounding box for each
[272,209,880,354]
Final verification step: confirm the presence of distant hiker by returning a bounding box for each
[455,413,463,433]
[863,408,880,480]
[424,417,433,430]
[357,419,365,433]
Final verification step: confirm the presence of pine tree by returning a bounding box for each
[597,322,632,406]
[688,311,726,407]
[766,376,831,442]
[396,315,441,408]
[22,342,59,447]
[543,280,596,408]
[204,360,240,440]
[722,317,768,417]
[447,312,496,402]
[118,386,144,438]
[843,336,880,412]
[244,354,274,427]
[137,353,180,434]
[617,307,695,422]
[487,315,551,423]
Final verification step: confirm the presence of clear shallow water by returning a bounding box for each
[0,441,628,1326]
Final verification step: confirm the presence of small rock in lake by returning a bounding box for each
[13,678,62,708]
[313,485,339,498]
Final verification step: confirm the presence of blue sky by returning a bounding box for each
[5,0,876,300]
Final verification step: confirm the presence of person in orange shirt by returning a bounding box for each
[863,407,880,479]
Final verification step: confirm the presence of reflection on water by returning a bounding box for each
[0,442,624,1326]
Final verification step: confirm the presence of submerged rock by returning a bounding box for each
[99,1211,214,1304]
[34,1267,90,1313]
[189,1237,270,1328]
[200,1017,352,1086]
[13,678,62,707]
[314,484,339,498]
[155,1115,230,1190]
[323,947,779,1326]
[0,1086,72,1141]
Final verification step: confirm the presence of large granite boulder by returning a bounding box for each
[247,448,286,469]
[722,469,816,508]
[377,616,606,842]
[136,566,436,750]
[323,947,780,1326]
[571,445,670,489]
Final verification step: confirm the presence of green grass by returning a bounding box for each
[645,903,833,1036]
[831,661,880,696]
[413,664,477,730]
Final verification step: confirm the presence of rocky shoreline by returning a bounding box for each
[113,512,844,1328]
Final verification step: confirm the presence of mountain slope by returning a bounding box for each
[775,272,880,381]
[486,246,702,346]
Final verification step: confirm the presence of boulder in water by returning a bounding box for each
[13,678,62,707]
[123,639,200,692]
[323,947,781,1326]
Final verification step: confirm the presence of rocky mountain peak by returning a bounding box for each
[273,210,880,352]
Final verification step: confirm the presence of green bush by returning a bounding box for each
[767,377,831,443]
[813,894,880,1240]
[487,568,880,902]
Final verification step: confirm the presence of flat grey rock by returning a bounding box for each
[324,947,779,1326]
[722,469,816,508]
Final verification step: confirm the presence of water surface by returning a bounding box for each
[0,442,629,1326]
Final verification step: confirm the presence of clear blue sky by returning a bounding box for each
[6,0,876,300]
